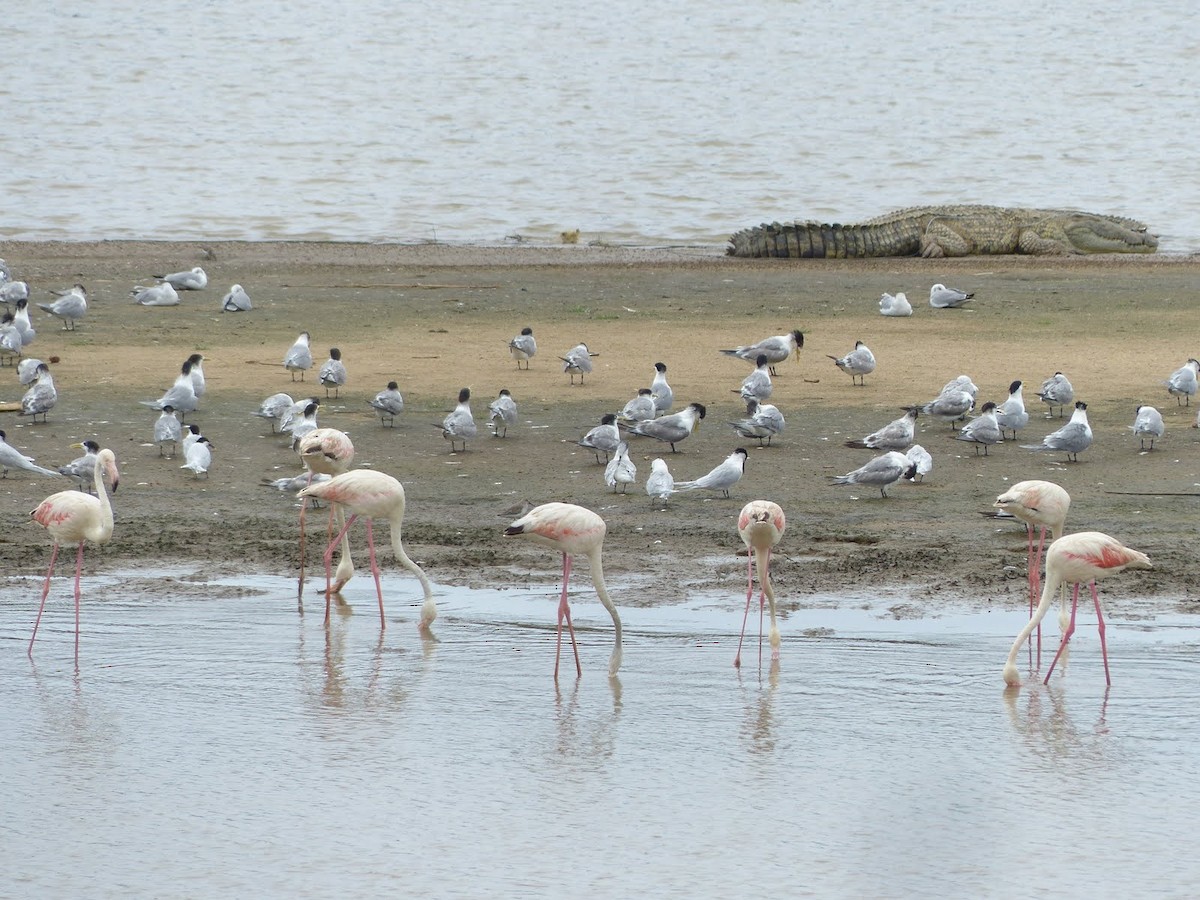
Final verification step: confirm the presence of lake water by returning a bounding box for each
[3,570,1200,897]
[2,0,1197,252]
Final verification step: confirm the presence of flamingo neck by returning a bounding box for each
[92,464,115,542]
[586,548,623,676]
[389,510,433,602]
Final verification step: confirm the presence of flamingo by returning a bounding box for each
[295,427,355,603]
[503,502,623,678]
[28,449,120,661]
[734,500,786,668]
[297,469,435,631]
[1003,531,1151,686]
[993,480,1070,652]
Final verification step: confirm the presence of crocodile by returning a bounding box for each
[727,205,1158,258]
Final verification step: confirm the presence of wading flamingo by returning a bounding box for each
[993,480,1070,651]
[296,427,355,603]
[1003,531,1151,687]
[298,469,435,631]
[503,502,623,679]
[734,500,786,669]
[28,449,120,661]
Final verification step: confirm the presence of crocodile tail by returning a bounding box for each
[727,222,916,258]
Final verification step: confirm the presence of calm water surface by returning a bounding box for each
[3,571,1199,897]
[2,0,1196,251]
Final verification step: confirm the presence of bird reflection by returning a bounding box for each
[738,658,780,755]
[552,674,622,763]
[1003,682,1112,763]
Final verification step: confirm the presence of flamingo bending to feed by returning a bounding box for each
[28,449,120,661]
[503,502,623,678]
[298,469,435,631]
[993,480,1070,651]
[734,500,786,669]
[296,427,355,604]
[1003,531,1151,687]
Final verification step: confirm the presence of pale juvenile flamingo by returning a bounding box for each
[503,502,623,678]
[1003,531,1151,687]
[734,500,786,669]
[28,449,120,661]
[298,469,435,631]
[296,427,355,602]
[994,480,1071,649]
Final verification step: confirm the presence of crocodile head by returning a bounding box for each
[1060,213,1158,254]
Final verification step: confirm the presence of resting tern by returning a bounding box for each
[929,283,974,309]
[369,382,405,426]
[604,441,637,493]
[1036,372,1074,417]
[318,347,347,398]
[845,408,917,451]
[181,433,213,478]
[827,340,876,385]
[830,450,917,498]
[879,291,912,317]
[488,389,518,437]
[508,327,537,369]
[154,406,183,457]
[729,398,785,446]
[560,342,597,384]
[439,387,477,452]
[254,392,295,433]
[1131,404,1165,450]
[1022,401,1092,462]
[674,448,748,498]
[20,363,57,422]
[221,284,252,312]
[17,357,43,385]
[720,329,804,375]
[737,354,773,403]
[1,280,29,304]
[905,444,933,481]
[283,331,313,380]
[917,388,974,429]
[578,413,620,463]
[132,282,180,306]
[645,458,674,503]
[1165,358,1199,406]
[38,284,87,330]
[624,402,706,452]
[617,388,656,425]
[955,401,1002,455]
[156,266,207,290]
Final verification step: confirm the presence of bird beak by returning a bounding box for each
[70,442,84,449]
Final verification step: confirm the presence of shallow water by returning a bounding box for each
[3,571,1199,896]
[3,0,1197,252]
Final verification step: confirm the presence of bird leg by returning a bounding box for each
[365,518,386,630]
[73,541,84,663]
[734,550,755,668]
[297,496,310,608]
[28,542,61,657]
[554,552,582,679]
[1044,583,1081,683]
[323,513,359,625]
[1091,580,1111,685]
[758,548,781,662]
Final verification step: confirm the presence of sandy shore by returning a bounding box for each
[1,240,1198,620]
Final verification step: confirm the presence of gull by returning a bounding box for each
[845,408,917,451]
[729,398,786,446]
[17,357,44,384]
[955,401,1002,455]
[1,280,29,304]
[185,353,206,399]
[1130,404,1165,450]
[0,429,60,478]
[508,326,536,369]
[283,331,313,380]
[737,354,773,403]
[917,388,974,429]
[645,458,674,503]
[20,363,57,422]
[132,282,180,306]
[318,347,347,398]
[604,441,637,493]
[830,450,917,498]
[578,413,620,463]
[994,379,1029,440]
[827,340,876,385]
[0,258,9,281]
[369,382,405,427]
[624,402,706,452]
[181,433,213,478]
[439,387,477,452]
[154,406,183,457]
[617,388,656,425]
[1165,358,1199,406]
[1022,401,1092,462]
[59,440,100,491]
[879,291,912,317]
[156,266,207,290]
[253,392,295,433]
[1036,371,1074,417]
[650,362,673,415]
[941,374,979,399]
[0,314,22,363]
[13,299,35,345]
[905,444,933,481]
[140,359,199,420]
[720,329,804,375]
[929,283,974,308]
[38,284,87,330]
[267,471,331,494]
[560,342,597,384]
[221,283,252,312]
[674,448,748,498]
[488,388,518,437]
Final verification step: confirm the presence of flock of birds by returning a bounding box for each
[0,260,1174,684]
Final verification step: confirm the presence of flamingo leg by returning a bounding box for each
[1091,580,1111,685]
[761,548,781,662]
[73,541,84,663]
[734,550,755,668]
[554,552,582,680]
[297,489,310,607]
[1044,582,1081,683]
[29,542,61,657]
[1031,525,1049,659]
[323,513,358,624]
[365,518,386,630]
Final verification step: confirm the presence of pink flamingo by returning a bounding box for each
[993,480,1070,652]
[734,500,787,668]
[296,427,355,601]
[298,469,435,631]
[503,502,623,679]
[28,448,120,661]
[1003,531,1151,686]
